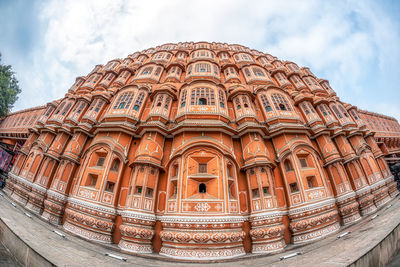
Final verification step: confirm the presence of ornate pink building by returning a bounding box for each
[1,42,399,261]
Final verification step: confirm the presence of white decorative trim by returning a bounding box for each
[293,222,340,244]
[355,186,372,196]
[118,210,156,221]
[159,247,245,260]
[47,189,68,202]
[384,175,394,183]
[67,197,117,215]
[158,215,247,224]
[63,221,112,243]
[252,239,286,254]
[119,240,153,254]
[370,178,387,191]
[249,210,287,221]
[289,198,336,216]
[335,191,356,203]
[342,213,362,225]
[31,182,47,193]
[9,173,33,188]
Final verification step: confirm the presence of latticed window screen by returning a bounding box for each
[77,102,86,114]
[156,95,163,107]
[219,90,226,108]
[62,103,72,116]
[195,63,211,73]
[307,102,316,113]
[190,88,215,105]
[252,67,265,77]
[55,102,65,115]
[244,68,251,77]
[301,102,310,114]
[260,94,272,112]
[28,115,37,125]
[331,105,342,119]
[164,96,171,109]
[242,95,249,107]
[320,104,332,116]
[154,67,162,76]
[95,100,103,112]
[235,98,241,110]
[271,93,292,111]
[213,65,219,75]
[339,105,349,118]
[180,89,187,107]
[350,110,359,120]
[113,92,134,109]
[141,67,153,75]
[133,92,145,111]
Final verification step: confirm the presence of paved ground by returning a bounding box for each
[0,191,400,266]
[0,242,19,267]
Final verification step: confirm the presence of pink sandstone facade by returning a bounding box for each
[1,42,400,261]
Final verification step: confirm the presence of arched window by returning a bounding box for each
[271,93,292,111]
[199,183,207,193]
[133,92,145,111]
[113,91,134,109]
[260,94,272,112]
[190,88,215,106]
[180,89,187,108]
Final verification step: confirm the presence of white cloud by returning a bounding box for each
[11,0,400,120]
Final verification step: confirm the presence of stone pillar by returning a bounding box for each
[118,132,163,253]
[42,132,87,224]
[241,133,286,254]
[315,134,361,225]
[333,134,377,216]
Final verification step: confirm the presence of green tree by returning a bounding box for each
[0,53,21,117]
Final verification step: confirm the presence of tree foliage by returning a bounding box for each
[0,53,21,117]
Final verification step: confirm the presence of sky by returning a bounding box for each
[0,0,399,120]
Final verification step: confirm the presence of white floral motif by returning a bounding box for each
[195,202,210,212]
